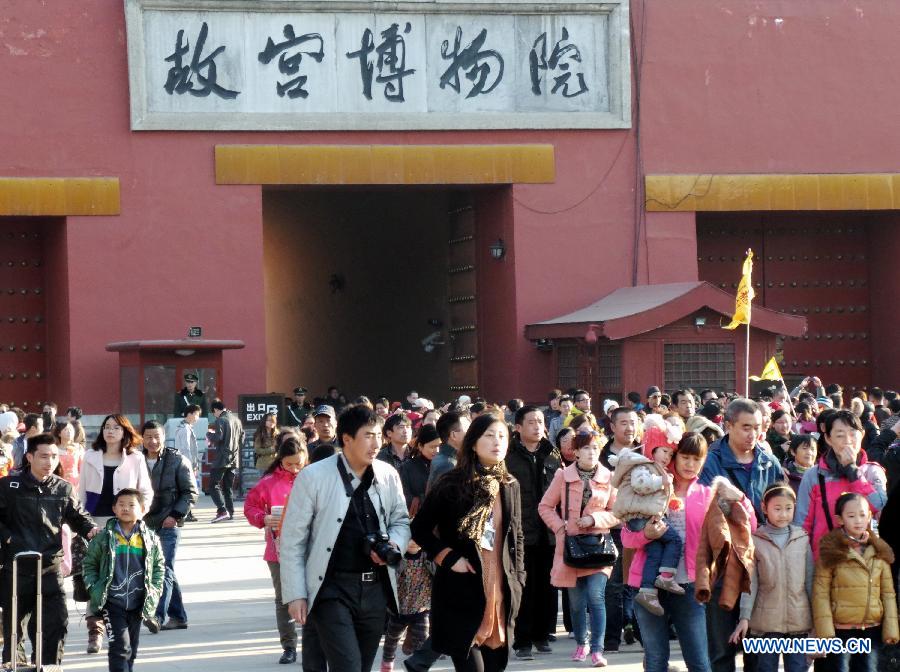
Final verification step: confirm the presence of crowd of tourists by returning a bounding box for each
[1,378,900,672]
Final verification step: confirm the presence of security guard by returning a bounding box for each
[283,387,313,427]
[173,373,208,418]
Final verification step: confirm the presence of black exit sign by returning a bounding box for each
[188,326,202,338]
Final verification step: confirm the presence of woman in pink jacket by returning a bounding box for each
[539,432,618,667]
[623,433,756,672]
[244,436,308,665]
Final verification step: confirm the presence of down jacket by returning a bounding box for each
[610,448,671,522]
[813,528,899,643]
[695,479,756,610]
[243,465,297,562]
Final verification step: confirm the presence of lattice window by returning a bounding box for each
[664,343,735,392]
[557,344,578,391]
[598,342,622,401]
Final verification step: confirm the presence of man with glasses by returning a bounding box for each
[647,386,663,414]
[573,390,592,413]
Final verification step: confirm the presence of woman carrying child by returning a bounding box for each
[609,414,684,616]
[622,432,757,672]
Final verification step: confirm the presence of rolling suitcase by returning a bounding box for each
[7,551,63,672]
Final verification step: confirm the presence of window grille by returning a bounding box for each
[557,344,578,391]
[597,343,622,401]
[664,343,735,392]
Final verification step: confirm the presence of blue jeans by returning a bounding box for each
[641,525,683,589]
[634,582,710,672]
[755,634,809,672]
[568,572,608,654]
[821,626,880,672]
[155,527,187,623]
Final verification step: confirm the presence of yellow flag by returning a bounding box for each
[749,357,783,381]
[723,249,754,330]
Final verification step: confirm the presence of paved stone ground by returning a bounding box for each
[55,497,687,672]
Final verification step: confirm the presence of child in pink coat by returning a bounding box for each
[243,437,307,665]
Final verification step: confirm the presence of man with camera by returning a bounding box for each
[280,404,410,672]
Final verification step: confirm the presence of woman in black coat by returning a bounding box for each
[400,423,441,515]
[411,414,525,672]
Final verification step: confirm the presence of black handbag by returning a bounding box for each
[70,535,90,602]
[561,475,618,569]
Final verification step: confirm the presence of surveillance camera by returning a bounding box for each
[421,330,445,351]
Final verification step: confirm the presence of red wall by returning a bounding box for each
[3,1,900,409]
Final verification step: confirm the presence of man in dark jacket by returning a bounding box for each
[173,372,208,418]
[142,421,199,631]
[208,399,244,523]
[427,412,471,489]
[504,405,560,659]
[700,398,782,672]
[283,387,313,427]
[0,433,98,665]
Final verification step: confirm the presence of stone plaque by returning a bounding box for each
[126,0,631,130]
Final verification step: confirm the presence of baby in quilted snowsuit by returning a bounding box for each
[610,415,684,615]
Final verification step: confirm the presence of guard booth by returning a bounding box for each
[106,338,245,491]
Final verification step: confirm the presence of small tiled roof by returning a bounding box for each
[525,281,806,340]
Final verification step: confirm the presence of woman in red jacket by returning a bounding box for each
[244,437,308,664]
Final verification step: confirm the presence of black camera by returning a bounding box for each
[363,532,402,567]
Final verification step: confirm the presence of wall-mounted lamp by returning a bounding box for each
[174,349,196,357]
[584,324,601,344]
[489,238,506,261]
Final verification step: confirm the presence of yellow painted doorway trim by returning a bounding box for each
[215,145,555,185]
[0,178,120,216]
[645,173,900,211]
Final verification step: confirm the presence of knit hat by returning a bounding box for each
[816,396,834,409]
[0,411,18,435]
[603,399,619,415]
[642,414,682,460]
[686,414,724,439]
[416,423,440,445]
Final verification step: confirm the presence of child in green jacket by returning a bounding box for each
[83,488,165,672]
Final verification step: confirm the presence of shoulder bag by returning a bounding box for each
[562,475,618,569]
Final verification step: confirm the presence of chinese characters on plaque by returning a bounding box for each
[129,4,630,129]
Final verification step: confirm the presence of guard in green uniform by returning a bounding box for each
[282,387,313,427]
[173,373,208,418]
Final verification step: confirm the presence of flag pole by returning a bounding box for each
[745,321,751,397]
[745,247,752,398]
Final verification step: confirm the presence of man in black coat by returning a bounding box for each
[142,420,199,631]
[504,405,561,659]
[173,372,208,418]
[283,387,313,427]
[0,433,98,665]
[208,399,245,523]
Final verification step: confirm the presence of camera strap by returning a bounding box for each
[337,457,388,535]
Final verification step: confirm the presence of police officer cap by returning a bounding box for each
[184,373,199,382]
[293,387,308,396]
